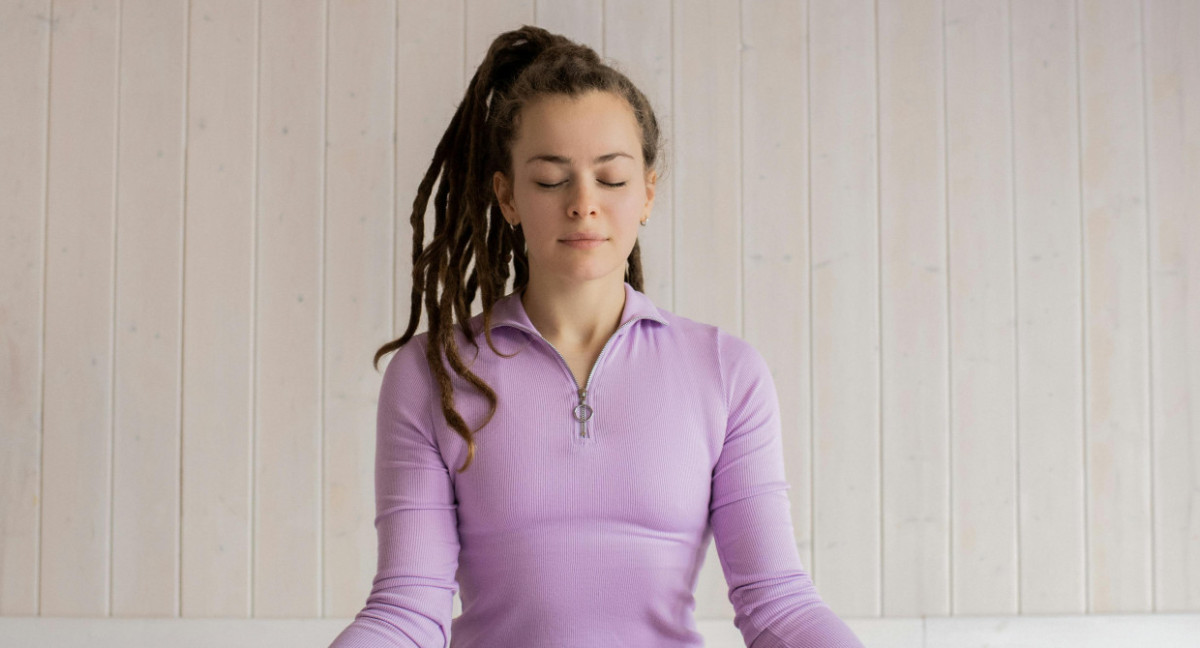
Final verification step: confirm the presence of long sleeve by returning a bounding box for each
[710,330,865,648]
[329,337,461,648]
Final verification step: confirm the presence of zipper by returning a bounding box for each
[573,388,592,438]
[538,317,642,439]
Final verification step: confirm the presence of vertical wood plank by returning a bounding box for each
[944,0,1022,616]
[182,0,257,617]
[808,0,880,616]
[111,0,187,617]
[255,0,325,616]
[1145,0,1200,613]
[741,0,812,597]
[395,0,465,338]
[0,0,50,617]
[945,0,1019,616]
[40,0,119,616]
[604,0,673,310]
[672,0,740,335]
[1078,0,1153,613]
[323,0,395,619]
[877,0,950,617]
[672,0,741,618]
[534,0,601,48]
[1011,0,1088,614]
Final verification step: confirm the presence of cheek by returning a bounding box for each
[615,191,647,219]
[512,186,546,210]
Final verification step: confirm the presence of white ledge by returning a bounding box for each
[0,613,1197,647]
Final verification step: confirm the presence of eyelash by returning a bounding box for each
[536,180,626,189]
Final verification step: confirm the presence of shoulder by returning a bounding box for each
[383,329,432,365]
[651,310,770,393]
[379,331,436,397]
[711,327,774,410]
[714,327,767,371]
[651,307,718,344]
[661,311,766,376]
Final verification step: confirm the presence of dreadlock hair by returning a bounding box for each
[371,25,666,474]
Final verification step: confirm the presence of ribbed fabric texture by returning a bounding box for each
[328,282,866,648]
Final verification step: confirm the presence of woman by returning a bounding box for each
[330,25,865,648]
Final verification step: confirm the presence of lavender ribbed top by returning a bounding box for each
[329,282,865,648]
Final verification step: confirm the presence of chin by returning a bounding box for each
[535,260,625,283]
[530,243,636,275]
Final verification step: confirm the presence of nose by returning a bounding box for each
[568,179,598,218]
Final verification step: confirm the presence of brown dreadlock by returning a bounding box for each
[372,25,666,474]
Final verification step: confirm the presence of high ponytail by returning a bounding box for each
[373,25,665,474]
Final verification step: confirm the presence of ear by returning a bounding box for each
[642,169,656,219]
[493,170,517,225]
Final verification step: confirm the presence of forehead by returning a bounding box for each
[513,91,641,158]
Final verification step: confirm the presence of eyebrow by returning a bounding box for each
[524,152,634,165]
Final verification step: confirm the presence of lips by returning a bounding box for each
[559,233,607,241]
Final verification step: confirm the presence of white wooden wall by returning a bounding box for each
[2,0,1198,642]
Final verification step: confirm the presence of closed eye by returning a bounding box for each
[536,180,627,188]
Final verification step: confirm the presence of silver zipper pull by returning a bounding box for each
[573,387,593,438]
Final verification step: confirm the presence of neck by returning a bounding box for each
[519,274,626,350]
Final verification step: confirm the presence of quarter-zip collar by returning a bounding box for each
[479,280,669,340]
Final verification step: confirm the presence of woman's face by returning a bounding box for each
[493,90,656,287]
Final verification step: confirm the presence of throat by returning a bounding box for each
[557,345,603,389]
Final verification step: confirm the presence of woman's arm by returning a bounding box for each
[329,337,460,648]
[710,329,865,648]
